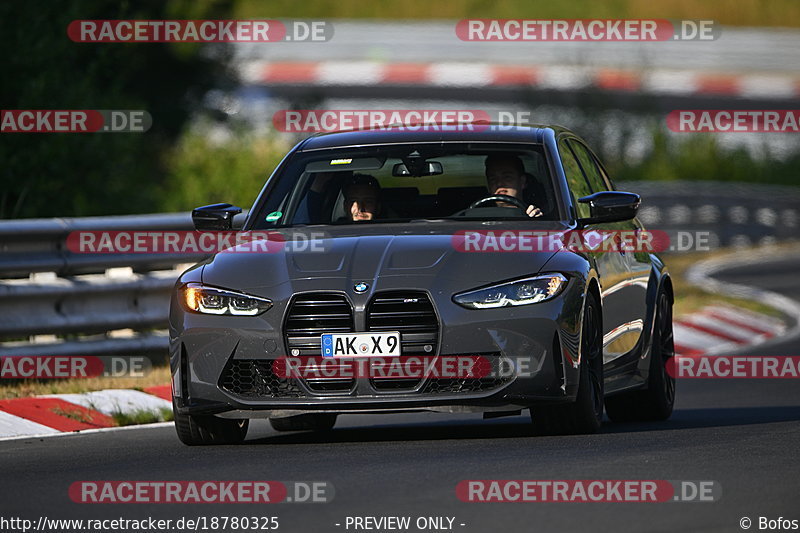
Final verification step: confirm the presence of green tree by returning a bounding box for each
[0,0,234,218]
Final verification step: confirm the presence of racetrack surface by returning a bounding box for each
[1,254,798,533]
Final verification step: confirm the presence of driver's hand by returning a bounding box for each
[526,205,543,218]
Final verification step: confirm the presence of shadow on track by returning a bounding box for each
[242,405,800,445]
[603,405,800,434]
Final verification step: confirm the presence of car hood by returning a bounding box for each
[200,221,570,293]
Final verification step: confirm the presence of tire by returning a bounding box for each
[605,289,676,422]
[269,414,337,432]
[173,402,249,446]
[531,293,603,435]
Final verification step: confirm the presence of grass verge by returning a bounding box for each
[112,407,174,427]
[663,244,798,318]
[50,405,98,425]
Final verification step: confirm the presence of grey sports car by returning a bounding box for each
[169,124,675,445]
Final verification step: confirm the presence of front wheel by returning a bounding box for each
[530,293,603,435]
[605,289,675,422]
[173,402,249,445]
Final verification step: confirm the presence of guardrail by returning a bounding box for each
[0,213,216,278]
[0,212,249,359]
[626,181,800,250]
[1,181,798,359]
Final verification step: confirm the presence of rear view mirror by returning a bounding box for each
[577,191,640,225]
[192,203,242,230]
[392,161,443,177]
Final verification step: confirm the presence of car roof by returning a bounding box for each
[297,124,571,151]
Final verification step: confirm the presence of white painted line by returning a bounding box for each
[682,314,763,343]
[536,66,592,90]
[44,389,172,416]
[673,322,739,351]
[0,410,59,438]
[428,63,492,87]
[739,75,797,99]
[642,70,697,95]
[318,61,383,85]
[704,305,786,334]
[238,60,271,84]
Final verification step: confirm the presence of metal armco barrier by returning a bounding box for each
[0,212,250,359]
[0,213,197,278]
[624,181,800,250]
[0,182,798,359]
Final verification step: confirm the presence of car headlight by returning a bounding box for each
[181,283,272,316]
[453,274,568,309]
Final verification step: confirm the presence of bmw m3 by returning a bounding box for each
[169,124,675,445]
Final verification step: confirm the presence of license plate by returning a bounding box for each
[321,332,401,357]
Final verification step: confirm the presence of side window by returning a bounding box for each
[569,140,608,193]
[594,157,615,191]
[558,139,592,219]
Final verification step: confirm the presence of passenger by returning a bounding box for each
[293,171,342,224]
[342,174,382,221]
[484,154,543,218]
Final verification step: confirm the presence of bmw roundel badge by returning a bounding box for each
[354,282,369,293]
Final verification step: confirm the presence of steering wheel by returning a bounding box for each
[469,194,528,210]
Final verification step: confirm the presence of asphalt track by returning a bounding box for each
[1,254,798,533]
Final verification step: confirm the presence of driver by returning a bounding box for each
[485,154,543,218]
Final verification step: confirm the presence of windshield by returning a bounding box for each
[252,143,558,229]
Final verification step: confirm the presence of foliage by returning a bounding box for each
[0,0,234,218]
[609,130,800,186]
[158,132,288,212]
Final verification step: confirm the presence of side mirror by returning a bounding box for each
[577,191,640,225]
[191,203,242,230]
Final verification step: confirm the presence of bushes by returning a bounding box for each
[159,133,288,212]
[609,130,800,186]
[0,0,234,218]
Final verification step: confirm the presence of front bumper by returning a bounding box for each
[170,279,585,418]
